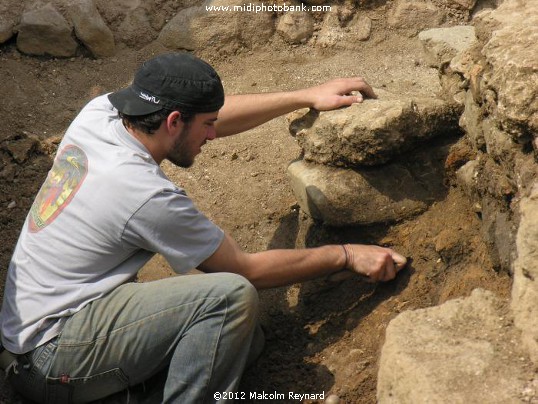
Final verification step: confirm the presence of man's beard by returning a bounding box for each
[167,124,195,168]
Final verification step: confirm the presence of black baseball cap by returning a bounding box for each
[108,52,225,116]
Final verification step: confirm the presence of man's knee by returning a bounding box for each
[215,273,259,318]
[220,273,258,304]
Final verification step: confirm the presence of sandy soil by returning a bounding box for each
[0,4,512,403]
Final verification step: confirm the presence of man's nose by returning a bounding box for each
[206,127,217,140]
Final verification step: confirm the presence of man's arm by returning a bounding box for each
[198,233,406,289]
[215,77,377,138]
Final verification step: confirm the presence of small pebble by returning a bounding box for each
[7,201,16,209]
[325,394,340,404]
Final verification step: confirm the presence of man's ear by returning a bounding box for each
[166,111,183,133]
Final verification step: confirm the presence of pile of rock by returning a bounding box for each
[0,0,479,59]
[1,0,115,58]
[286,88,464,227]
[444,0,538,362]
[377,0,538,402]
[284,22,482,228]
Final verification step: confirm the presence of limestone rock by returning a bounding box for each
[388,0,445,31]
[290,95,461,167]
[480,0,538,142]
[0,25,13,44]
[482,117,517,165]
[158,7,206,51]
[512,185,538,364]
[378,289,531,403]
[459,89,485,150]
[276,12,314,44]
[17,3,78,57]
[316,9,371,48]
[0,15,16,44]
[158,0,274,53]
[418,26,477,68]
[117,7,155,48]
[455,159,479,196]
[67,0,115,58]
[2,135,39,164]
[447,0,477,10]
[287,155,446,226]
[0,1,22,44]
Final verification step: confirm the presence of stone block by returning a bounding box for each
[287,155,446,226]
[480,0,538,142]
[418,26,476,68]
[378,289,531,403]
[17,3,78,57]
[316,9,371,48]
[290,95,461,167]
[158,0,274,53]
[512,186,538,364]
[388,0,445,32]
[67,0,115,58]
[276,12,314,44]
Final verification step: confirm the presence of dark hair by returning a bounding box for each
[119,108,195,135]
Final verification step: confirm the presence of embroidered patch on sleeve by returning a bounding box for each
[29,145,89,232]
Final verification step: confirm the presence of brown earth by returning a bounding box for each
[0,3,513,404]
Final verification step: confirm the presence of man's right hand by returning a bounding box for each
[342,244,407,283]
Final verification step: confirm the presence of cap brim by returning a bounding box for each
[108,87,163,116]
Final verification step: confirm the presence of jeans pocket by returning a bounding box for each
[47,368,129,403]
[8,340,57,403]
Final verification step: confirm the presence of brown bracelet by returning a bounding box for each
[342,244,354,271]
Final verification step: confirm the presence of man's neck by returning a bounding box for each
[124,124,166,164]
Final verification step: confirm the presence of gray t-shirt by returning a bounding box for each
[0,95,224,354]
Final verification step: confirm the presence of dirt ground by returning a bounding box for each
[0,4,513,403]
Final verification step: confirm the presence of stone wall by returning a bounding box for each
[375,0,538,401]
[440,0,538,362]
[0,0,476,58]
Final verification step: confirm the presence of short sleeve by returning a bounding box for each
[122,189,224,274]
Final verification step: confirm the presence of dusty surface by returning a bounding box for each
[0,3,519,404]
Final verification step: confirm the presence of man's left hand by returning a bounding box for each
[300,77,377,111]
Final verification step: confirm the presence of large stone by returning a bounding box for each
[17,3,78,57]
[117,7,155,48]
[418,26,477,68]
[459,89,485,150]
[0,1,22,44]
[378,289,532,403]
[158,0,274,53]
[480,1,538,143]
[276,12,314,44]
[287,153,446,226]
[387,0,445,31]
[289,94,461,167]
[0,15,16,44]
[67,0,115,57]
[512,185,538,364]
[447,0,477,10]
[316,9,371,48]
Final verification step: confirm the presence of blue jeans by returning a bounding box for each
[8,273,264,403]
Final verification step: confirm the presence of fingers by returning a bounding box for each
[347,244,407,283]
[391,251,408,271]
[337,94,362,107]
[339,77,377,100]
[353,79,377,100]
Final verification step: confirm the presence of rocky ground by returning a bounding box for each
[0,0,536,403]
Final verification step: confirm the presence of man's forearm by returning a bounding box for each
[214,77,376,138]
[199,234,347,289]
[215,91,310,138]
[244,245,347,289]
